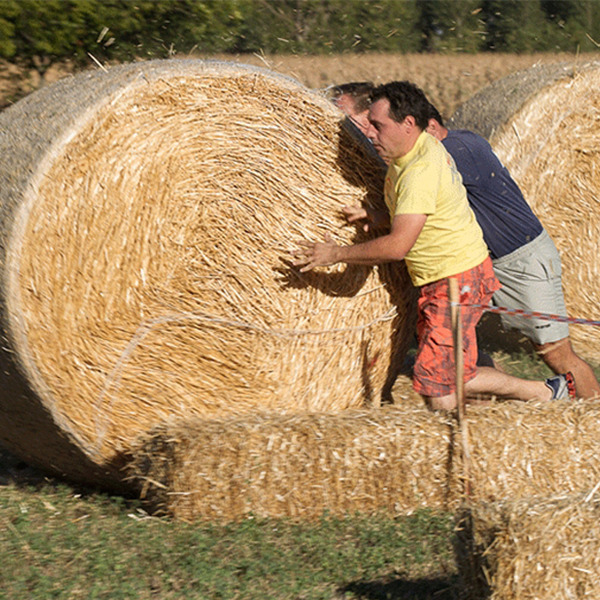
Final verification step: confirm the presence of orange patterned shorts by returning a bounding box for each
[413,257,501,398]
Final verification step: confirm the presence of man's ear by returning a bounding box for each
[426,118,438,134]
[403,115,417,130]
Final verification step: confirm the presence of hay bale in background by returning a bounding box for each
[449,61,600,364]
[0,59,414,487]
[447,61,582,139]
[457,489,600,600]
[130,399,600,521]
[129,405,458,521]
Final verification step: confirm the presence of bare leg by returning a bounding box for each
[535,338,600,399]
[426,366,552,410]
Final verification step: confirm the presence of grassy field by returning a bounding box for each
[3,349,596,599]
[0,470,458,599]
[1,51,599,599]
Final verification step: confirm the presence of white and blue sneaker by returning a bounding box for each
[545,372,576,400]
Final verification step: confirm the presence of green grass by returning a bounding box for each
[2,349,599,599]
[492,348,600,382]
[0,478,458,600]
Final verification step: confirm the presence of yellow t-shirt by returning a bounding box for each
[385,131,488,287]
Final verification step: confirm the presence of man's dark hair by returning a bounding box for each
[370,81,431,130]
[427,102,445,127]
[330,81,374,113]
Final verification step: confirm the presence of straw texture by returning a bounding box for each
[465,400,600,502]
[129,399,600,522]
[449,61,600,364]
[129,405,458,521]
[458,488,600,600]
[0,59,414,485]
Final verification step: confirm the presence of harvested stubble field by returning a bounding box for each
[1,51,600,599]
[1,51,597,118]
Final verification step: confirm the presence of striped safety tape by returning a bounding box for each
[460,303,600,328]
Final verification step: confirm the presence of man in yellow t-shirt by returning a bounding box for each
[294,81,575,408]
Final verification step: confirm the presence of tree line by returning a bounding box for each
[1,0,599,77]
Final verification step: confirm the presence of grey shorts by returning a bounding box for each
[492,230,569,345]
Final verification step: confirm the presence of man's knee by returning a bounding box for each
[426,394,457,411]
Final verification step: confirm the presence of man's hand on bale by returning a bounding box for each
[293,233,340,273]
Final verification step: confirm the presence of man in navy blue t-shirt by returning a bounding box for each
[426,105,599,399]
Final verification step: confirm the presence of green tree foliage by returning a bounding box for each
[0,0,18,57]
[233,0,421,54]
[0,0,103,74]
[329,0,421,53]
[541,0,600,50]
[481,0,550,52]
[94,0,247,57]
[418,0,483,53]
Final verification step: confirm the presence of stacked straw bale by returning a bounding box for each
[0,59,415,486]
[130,399,600,521]
[464,400,600,503]
[449,61,600,364]
[129,405,459,521]
[457,489,600,600]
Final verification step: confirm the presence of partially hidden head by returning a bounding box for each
[425,102,447,141]
[330,81,375,135]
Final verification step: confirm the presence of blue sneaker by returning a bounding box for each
[545,372,576,400]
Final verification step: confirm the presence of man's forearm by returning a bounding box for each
[334,234,408,265]
[294,213,425,273]
[367,207,391,231]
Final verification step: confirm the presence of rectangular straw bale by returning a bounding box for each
[457,489,600,600]
[129,405,458,522]
[464,400,600,503]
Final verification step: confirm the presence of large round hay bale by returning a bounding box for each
[0,59,413,487]
[448,61,600,364]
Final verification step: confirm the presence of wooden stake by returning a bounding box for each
[449,277,472,498]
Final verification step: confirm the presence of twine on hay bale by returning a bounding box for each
[128,405,458,522]
[0,58,415,486]
[129,399,600,521]
[456,487,600,600]
[449,61,600,364]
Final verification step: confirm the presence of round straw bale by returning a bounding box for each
[449,61,600,363]
[457,489,600,600]
[0,59,414,486]
[129,405,458,522]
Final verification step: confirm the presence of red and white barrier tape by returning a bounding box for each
[459,302,600,328]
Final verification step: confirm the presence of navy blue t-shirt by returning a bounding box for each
[442,130,543,260]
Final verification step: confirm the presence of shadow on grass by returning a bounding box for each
[340,574,460,600]
[0,445,49,487]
